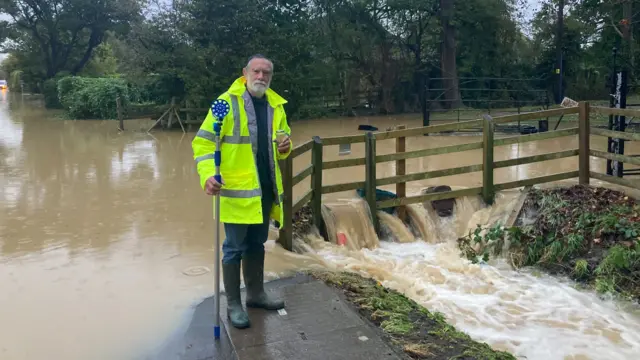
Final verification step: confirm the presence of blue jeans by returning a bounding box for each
[222,194,273,264]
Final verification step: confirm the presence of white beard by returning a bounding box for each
[248,81,268,97]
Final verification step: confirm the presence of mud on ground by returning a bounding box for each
[310,271,515,360]
[458,185,640,301]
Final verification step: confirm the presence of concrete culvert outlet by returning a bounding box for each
[422,185,455,217]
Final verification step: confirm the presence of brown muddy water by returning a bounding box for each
[1,92,640,360]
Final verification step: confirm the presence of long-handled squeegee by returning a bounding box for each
[210,99,230,339]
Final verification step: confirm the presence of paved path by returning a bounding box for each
[157,274,403,360]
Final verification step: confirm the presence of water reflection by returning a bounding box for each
[0,114,209,258]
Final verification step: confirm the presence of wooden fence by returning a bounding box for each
[111,96,209,133]
[276,102,640,251]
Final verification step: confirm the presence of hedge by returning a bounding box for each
[57,76,130,119]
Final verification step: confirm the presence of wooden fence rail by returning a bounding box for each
[275,102,640,251]
[142,97,588,133]
[130,97,640,251]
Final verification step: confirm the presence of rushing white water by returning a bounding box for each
[288,187,640,360]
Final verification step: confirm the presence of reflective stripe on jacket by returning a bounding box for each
[192,76,292,226]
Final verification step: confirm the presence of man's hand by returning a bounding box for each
[277,136,291,154]
[204,176,223,196]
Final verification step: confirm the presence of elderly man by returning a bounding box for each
[192,54,292,329]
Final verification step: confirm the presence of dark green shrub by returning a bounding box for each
[57,76,130,119]
[42,78,63,108]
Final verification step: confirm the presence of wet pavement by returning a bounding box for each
[157,274,402,360]
[154,283,236,360]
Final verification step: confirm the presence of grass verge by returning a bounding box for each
[310,270,516,360]
[458,185,640,301]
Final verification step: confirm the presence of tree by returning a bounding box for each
[439,0,460,108]
[0,0,143,78]
[6,0,595,117]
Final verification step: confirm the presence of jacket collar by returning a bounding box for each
[227,76,287,107]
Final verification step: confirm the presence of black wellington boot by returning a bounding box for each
[242,251,285,310]
[222,262,250,329]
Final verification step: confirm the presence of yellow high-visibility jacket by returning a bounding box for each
[192,76,292,227]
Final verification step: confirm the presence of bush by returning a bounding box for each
[41,72,73,108]
[9,70,22,91]
[57,76,130,119]
[42,78,63,108]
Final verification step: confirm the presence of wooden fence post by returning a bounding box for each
[579,102,591,185]
[116,96,124,131]
[311,136,324,230]
[482,115,495,205]
[278,156,294,251]
[395,125,406,222]
[185,99,192,124]
[365,132,379,231]
[167,97,176,129]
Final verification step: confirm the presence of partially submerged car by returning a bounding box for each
[0,80,7,89]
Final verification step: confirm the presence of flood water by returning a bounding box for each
[2,91,640,360]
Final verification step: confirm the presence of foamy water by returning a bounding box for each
[283,188,640,360]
